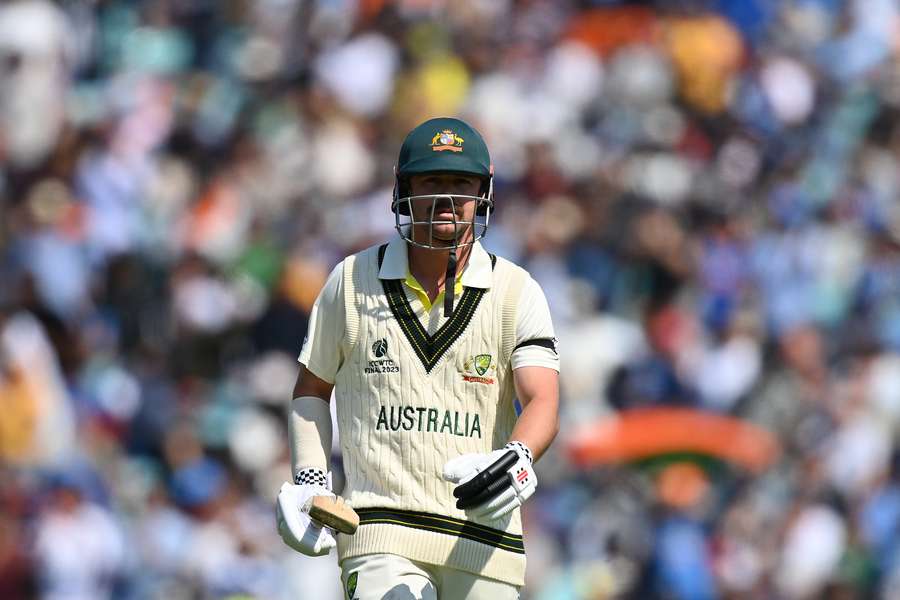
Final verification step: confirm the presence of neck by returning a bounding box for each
[407,242,473,288]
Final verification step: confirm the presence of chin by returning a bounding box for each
[437,235,472,246]
[432,228,460,239]
[411,226,472,246]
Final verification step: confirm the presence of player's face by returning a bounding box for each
[407,173,481,246]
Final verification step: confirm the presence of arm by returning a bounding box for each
[289,365,335,479]
[289,260,344,477]
[509,365,559,462]
[277,264,344,556]
[292,365,334,402]
[278,369,340,556]
[507,276,560,462]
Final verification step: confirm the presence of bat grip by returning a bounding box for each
[453,450,518,500]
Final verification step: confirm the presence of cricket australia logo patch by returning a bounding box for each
[461,353,496,384]
[365,338,399,374]
[346,571,358,600]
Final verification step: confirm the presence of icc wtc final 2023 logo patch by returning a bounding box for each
[431,129,464,152]
[366,338,399,374]
[462,353,495,384]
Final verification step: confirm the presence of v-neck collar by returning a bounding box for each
[377,243,495,374]
[378,237,494,289]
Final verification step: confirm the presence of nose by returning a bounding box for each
[433,195,456,212]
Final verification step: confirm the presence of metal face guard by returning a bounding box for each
[393,192,492,250]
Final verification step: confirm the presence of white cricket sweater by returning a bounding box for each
[334,242,529,585]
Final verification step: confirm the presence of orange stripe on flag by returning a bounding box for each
[566,407,780,473]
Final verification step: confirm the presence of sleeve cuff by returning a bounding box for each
[511,345,560,372]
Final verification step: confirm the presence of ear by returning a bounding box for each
[479,175,491,197]
[394,167,411,216]
[482,165,493,194]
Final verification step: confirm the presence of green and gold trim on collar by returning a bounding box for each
[354,507,525,554]
[377,244,494,374]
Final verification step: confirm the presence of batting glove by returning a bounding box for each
[442,441,537,521]
[276,469,337,556]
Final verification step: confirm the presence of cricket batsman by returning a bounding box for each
[276,117,560,599]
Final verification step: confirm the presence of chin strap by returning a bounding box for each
[444,247,458,317]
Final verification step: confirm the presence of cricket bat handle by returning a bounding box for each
[305,495,359,535]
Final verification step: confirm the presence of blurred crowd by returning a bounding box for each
[3,0,900,598]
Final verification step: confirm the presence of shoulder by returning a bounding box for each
[491,255,547,300]
[344,242,388,271]
[314,260,345,308]
[490,254,530,281]
[314,246,386,305]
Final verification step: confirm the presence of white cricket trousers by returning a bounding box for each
[340,553,521,600]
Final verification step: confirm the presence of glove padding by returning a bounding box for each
[442,443,537,521]
[276,481,337,556]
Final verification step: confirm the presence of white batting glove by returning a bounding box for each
[276,469,337,556]
[442,441,537,521]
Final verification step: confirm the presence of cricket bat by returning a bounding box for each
[305,496,359,535]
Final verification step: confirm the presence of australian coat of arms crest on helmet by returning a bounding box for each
[431,129,464,152]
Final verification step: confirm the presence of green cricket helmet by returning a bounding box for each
[393,117,493,223]
[391,117,495,316]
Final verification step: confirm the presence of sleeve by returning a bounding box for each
[511,276,560,371]
[297,261,346,384]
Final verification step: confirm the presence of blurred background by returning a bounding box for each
[2,0,900,598]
